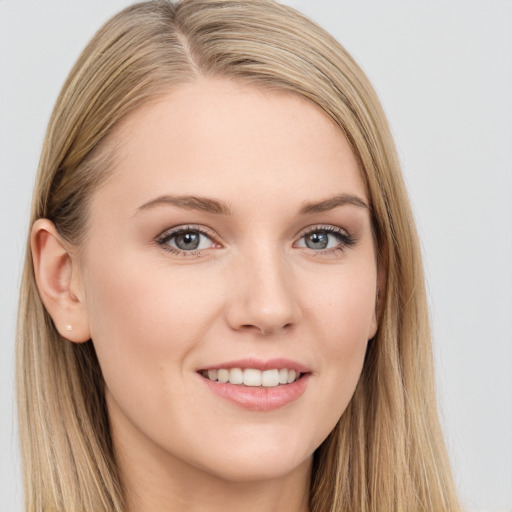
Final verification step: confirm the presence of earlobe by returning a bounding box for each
[31,219,91,343]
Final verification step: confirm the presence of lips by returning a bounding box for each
[198,358,311,411]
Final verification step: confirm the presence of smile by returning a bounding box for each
[198,359,311,411]
[201,368,302,387]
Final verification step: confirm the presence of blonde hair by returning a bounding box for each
[17,1,461,510]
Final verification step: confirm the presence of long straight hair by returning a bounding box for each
[17,1,461,510]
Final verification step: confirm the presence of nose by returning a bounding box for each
[225,249,302,336]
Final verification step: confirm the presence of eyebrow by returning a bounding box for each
[298,193,370,215]
[135,192,369,217]
[135,195,232,216]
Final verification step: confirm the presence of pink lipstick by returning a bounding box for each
[198,358,311,411]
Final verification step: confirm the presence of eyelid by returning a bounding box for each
[295,224,350,239]
[156,224,219,243]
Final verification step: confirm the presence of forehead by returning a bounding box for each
[90,78,366,217]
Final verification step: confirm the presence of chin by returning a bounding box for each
[183,429,316,483]
[199,452,312,484]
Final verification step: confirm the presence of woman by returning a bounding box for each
[17,0,461,510]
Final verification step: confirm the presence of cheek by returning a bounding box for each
[81,251,222,403]
[303,260,376,419]
[307,256,377,350]
[85,248,218,335]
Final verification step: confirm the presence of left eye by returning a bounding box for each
[296,229,345,250]
[161,229,214,251]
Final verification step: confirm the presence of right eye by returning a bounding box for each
[157,226,218,255]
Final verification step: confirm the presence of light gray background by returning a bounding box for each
[1,1,511,511]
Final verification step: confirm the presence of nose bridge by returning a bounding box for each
[226,242,301,335]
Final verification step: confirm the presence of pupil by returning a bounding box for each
[306,231,328,250]
[176,231,200,250]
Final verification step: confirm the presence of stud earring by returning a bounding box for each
[65,324,72,331]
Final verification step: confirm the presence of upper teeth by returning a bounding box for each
[203,368,300,387]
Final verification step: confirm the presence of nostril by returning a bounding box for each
[250,322,294,336]
[225,278,302,335]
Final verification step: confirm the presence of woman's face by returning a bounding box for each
[77,78,379,484]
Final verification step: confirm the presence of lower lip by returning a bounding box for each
[200,374,310,411]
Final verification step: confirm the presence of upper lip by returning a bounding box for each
[198,357,311,373]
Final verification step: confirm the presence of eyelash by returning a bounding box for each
[156,224,356,257]
[295,225,356,255]
[156,225,218,257]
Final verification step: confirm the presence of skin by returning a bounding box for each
[33,78,380,512]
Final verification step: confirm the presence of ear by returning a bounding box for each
[31,219,91,343]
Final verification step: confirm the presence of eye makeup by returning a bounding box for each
[155,222,357,258]
[156,225,220,257]
[294,224,356,255]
